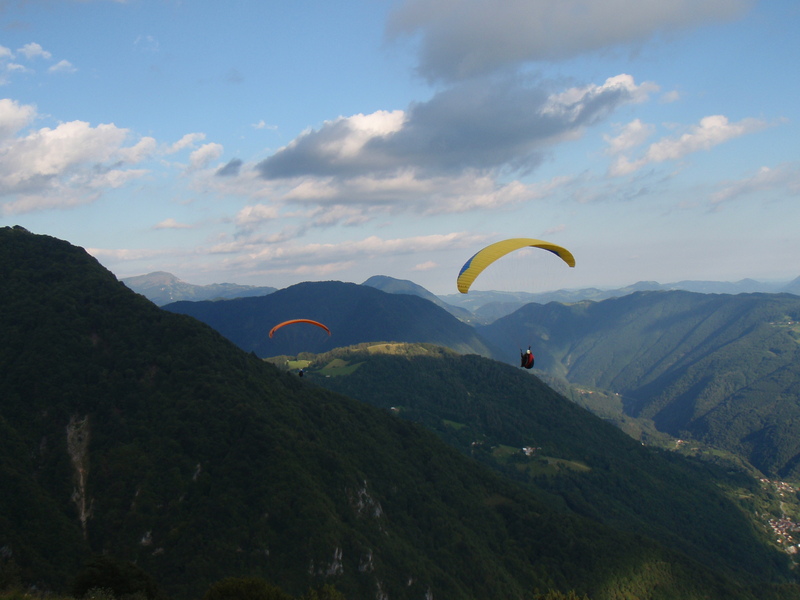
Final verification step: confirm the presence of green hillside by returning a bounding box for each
[8,228,796,599]
[296,343,796,587]
[478,291,800,479]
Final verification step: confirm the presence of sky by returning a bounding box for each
[1,0,798,295]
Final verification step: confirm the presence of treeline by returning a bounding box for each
[1,555,590,600]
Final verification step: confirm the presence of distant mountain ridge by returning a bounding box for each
[122,271,276,305]
[439,277,800,321]
[163,280,501,358]
[123,270,800,318]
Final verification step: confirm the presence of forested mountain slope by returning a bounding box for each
[478,291,800,478]
[295,343,792,588]
[8,226,791,599]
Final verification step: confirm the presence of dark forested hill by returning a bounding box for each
[10,227,789,599]
[478,290,800,478]
[163,281,500,358]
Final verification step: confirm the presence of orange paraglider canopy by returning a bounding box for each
[268,319,331,338]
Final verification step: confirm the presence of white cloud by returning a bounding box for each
[235,203,280,228]
[168,132,206,154]
[711,162,800,206]
[117,136,157,163]
[221,231,485,272]
[153,218,193,230]
[610,114,768,176]
[308,204,371,228]
[388,0,752,82]
[604,119,655,155]
[252,120,277,130]
[188,142,223,171]
[17,43,51,60]
[0,100,166,214]
[48,60,77,74]
[413,260,437,271]
[0,98,36,139]
[544,75,656,118]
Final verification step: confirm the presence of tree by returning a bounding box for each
[71,556,161,600]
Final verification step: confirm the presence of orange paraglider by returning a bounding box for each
[268,319,331,338]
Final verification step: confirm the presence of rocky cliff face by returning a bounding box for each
[67,414,92,538]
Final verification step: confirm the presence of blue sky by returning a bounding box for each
[1,0,798,295]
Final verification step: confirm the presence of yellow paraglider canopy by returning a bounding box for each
[457,238,575,294]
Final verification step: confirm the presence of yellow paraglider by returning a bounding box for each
[457,238,575,294]
[268,319,331,338]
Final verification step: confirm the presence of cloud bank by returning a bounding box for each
[387,0,752,82]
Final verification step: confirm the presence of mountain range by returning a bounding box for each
[123,271,800,319]
[156,270,800,481]
[5,226,800,599]
[122,271,276,306]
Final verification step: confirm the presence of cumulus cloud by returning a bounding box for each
[1,43,76,82]
[609,114,768,176]
[48,59,77,74]
[604,119,655,155]
[387,0,752,82]
[17,42,51,60]
[168,132,206,154]
[0,99,161,215]
[188,142,223,171]
[201,73,643,232]
[258,74,652,181]
[0,98,35,139]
